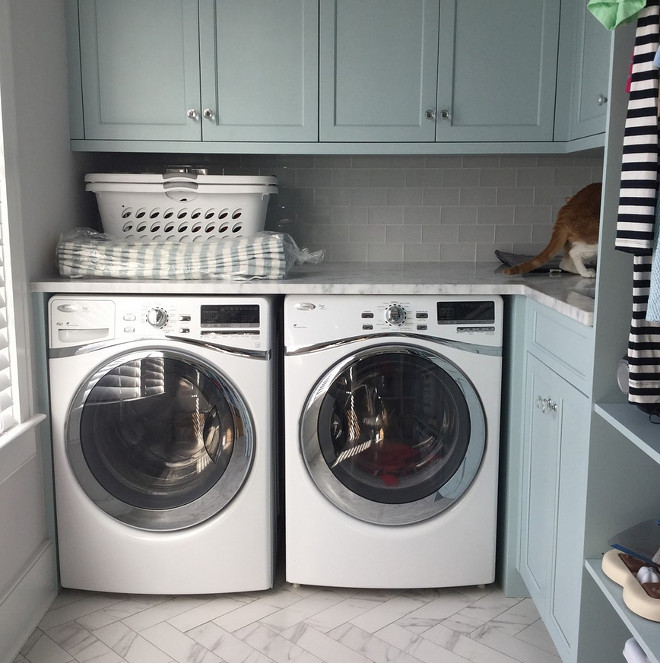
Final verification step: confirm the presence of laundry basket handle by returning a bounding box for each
[162,181,199,192]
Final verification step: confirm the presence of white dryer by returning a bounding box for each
[48,295,276,594]
[284,294,503,589]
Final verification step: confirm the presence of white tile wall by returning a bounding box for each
[100,151,604,263]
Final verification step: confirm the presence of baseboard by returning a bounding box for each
[0,541,57,663]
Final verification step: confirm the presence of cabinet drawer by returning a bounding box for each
[526,300,594,396]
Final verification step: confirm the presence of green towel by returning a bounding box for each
[587,0,647,29]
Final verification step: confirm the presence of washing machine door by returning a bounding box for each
[66,347,253,531]
[300,344,486,525]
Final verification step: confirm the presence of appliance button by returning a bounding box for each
[57,303,78,313]
[295,302,316,311]
[361,312,374,319]
[179,328,190,334]
[124,326,135,333]
[362,324,373,330]
[123,313,136,321]
[416,311,429,319]
[179,314,191,322]
[417,324,428,331]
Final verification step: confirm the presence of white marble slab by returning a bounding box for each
[31,261,596,326]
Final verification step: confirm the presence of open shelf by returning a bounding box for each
[585,559,660,663]
[594,403,660,465]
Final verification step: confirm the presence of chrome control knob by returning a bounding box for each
[146,307,168,328]
[384,304,406,326]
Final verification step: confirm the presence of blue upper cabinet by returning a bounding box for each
[199,0,318,142]
[77,0,202,141]
[571,3,612,140]
[67,0,579,150]
[554,0,611,143]
[71,0,318,143]
[320,0,560,143]
[319,0,439,142]
[435,0,560,142]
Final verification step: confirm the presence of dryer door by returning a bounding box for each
[66,348,253,531]
[300,344,486,525]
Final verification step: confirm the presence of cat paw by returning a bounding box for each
[581,268,596,278]
[559,257,577,274]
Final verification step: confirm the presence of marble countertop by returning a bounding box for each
[31,261,596,325]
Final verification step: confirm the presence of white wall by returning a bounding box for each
[0,1,93,658]
[3,0,93,283]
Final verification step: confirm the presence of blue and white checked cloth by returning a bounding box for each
[57,229,297,280]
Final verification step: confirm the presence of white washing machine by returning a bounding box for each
[284,294,503,589]
[48,295,276,594]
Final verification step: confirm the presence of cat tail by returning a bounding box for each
[502,226,569,276]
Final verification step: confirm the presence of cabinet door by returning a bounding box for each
[199,0,318,142]
[570,5,611,139]
[519,353,589,663]
[319,0,439,142]
[436,0,560,141]
[549,372,589,660]
[78,0,202,141]
[519,354,559,606]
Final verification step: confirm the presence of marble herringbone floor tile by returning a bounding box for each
[16,578,561,663]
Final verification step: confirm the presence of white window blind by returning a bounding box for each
[0,184,16,435]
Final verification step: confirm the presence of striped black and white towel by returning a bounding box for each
[615,0,660,408]
[57,230,298,280]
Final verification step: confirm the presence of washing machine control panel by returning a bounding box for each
[49,296,273,352]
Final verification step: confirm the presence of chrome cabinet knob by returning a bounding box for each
[597,94,608,106]
[203,108,215,120]
[439,109,451,120]
[425,109,436,120]
[186,108,199,120]
[536,396,558,414]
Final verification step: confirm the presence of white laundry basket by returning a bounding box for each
[85,172,278,242]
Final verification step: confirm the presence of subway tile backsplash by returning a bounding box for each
[101,151,604,263]
[265,153,603,263]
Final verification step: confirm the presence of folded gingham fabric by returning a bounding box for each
[57,229,298,280]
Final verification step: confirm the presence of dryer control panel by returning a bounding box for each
[49,295,272,352]
[285,294,503,350]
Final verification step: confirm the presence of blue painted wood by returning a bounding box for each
[527,300,595,397]
[319,0,439,142]
[570,5,611,140]
[436,0,560,142]
[199,0,318,142]
[519,354,559,608]
[549,374,589,661]
[78,0,202,141]
[65,0,84,140]
[500,296,532,599]
[519,350,590,663]
[69,137,604,154]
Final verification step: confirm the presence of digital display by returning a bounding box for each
[200,304,259,327]
[437,301,495,325]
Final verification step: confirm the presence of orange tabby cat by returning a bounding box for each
[503,182,602,278]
